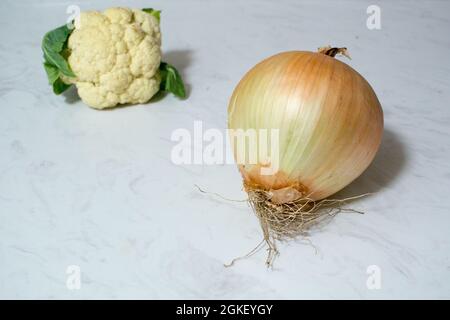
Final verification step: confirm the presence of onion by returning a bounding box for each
[227,47,383,261]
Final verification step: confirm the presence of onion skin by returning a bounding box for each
[228,51,383,201]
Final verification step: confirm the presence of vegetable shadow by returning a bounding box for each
[334,128,407,199]
[62,85,80,104]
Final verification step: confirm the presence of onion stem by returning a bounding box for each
[318,45,351,59]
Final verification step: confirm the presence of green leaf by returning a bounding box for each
[43,49,75,78]
[159,62,186,99]
[42,25,72,52]
[43,62,59,84]
[42,25,75,78]
[142,8,161,22]
[42,24,75,95]
[52,78,71,95]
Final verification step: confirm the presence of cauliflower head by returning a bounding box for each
[42,7,185,108]
[62,8,161,109]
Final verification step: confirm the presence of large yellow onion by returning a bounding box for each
[228,48,383,203]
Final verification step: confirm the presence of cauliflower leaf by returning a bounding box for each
[159,62,186,99]
[42,24,75,94]
[142,8,161,22]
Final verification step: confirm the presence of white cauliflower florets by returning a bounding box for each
[65,8,161,109]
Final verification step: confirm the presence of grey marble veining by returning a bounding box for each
[0,0,449,299]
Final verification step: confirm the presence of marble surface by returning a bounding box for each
[1,0,450,299]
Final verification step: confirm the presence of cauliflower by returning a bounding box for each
[42,7,185,109]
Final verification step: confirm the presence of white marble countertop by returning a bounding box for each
[1,0,449,299]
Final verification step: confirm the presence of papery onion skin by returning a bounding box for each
[228,51,383,201]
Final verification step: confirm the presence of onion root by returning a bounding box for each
[244,184,369,268]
